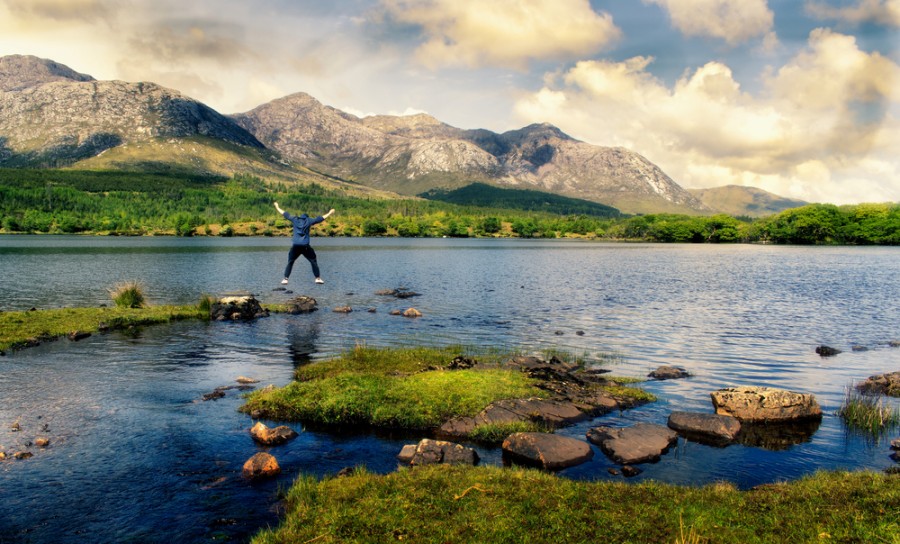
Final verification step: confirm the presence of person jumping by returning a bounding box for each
[274,202,335,285]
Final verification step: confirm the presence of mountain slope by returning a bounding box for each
[0,55,263,168]
[689,185,807,217]
[233,95,709,214]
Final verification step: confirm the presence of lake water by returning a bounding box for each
[2,236,899,543]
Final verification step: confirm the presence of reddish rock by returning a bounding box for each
[242,452,280,479]
[249,422,298,446]
[667,411,741,445]
[402,308,422,318]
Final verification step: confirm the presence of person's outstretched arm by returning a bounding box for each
[274,202,285,215]
[323,208,335,219]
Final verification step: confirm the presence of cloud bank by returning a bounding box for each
[644,0,776,44]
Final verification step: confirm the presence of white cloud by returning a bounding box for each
[379,0,620,69]
[644,0,776,45]
[806,0,900,27]
[514,29,900,204]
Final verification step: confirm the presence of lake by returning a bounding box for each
[2,236,899,543]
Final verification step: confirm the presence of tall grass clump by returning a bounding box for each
[109,281,146,309]
[197,293,216,314]
[838,384,900,436]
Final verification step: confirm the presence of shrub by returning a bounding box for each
[109,281,146,309]
[838,385,900,436]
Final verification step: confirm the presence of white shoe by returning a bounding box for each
[281,278,289,285]
[315,278,325,284]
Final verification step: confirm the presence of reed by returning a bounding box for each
[109,280,146,309]
[838,384,900,436]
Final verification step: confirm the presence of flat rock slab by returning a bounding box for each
[856,371,900,397]
[398,439,479,466]
[710,386,822,422]
[667,411,741,445]
[502,432,593,470]
[439,398,587,438]
[285,296,317,314]
[587,423,678,464]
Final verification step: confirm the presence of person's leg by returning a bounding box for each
[283,245,302,279]
[300,245,321,278]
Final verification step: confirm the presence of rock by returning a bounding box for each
[404,439,479,466]
[242,452,281,479]
[10,422,20,432]
[502,432,593,470]
[856,371,900,397]
[0,452,5,460]
[210,295,267,321]
[68,330,91,341]
[622,466,642,477]
[402,308,422,318]
[333,306,352,313]
[367,308,377,313]
[285,295,318,314]
[890,341,900,348]
[389,310,402,316]
[397,444,417,463]
[249,422,299,446]
[667,411,741,446]
[710,386,823,422]
[35,438,50,447]
[587,423,678,464]
[236,376,259,384]
[336,467,355,477]
[891,438,900,450]
[607,467,619,475]
[447,356,476,370]
[201,389,226,401]
[815,345,842,357]
[851,345,869,352]
[648,365,691,380]
[575,330,585,336]
[14,451,33,460]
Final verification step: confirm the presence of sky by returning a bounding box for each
[0,0,898,204]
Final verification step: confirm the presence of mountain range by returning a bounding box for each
[0,54,804,215]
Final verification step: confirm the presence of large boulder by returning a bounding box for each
[242,452,280,479]
[249,422,299,446]
[398,439,479,466]
[285,295,318,314]
[210,295,268,321]
[587,423,678,464]
[710,386,822,423]
[667,411,741,446]
[502,432,593,470]
[856,371,900,397]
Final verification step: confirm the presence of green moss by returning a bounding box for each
[252,466,900,544]
[467,421,551,443]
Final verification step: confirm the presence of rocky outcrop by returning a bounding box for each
[667,411,741,446]
[856,371,900,397]
[710,386,822,423]
[587,423,678,464]
[249,422,299,446]
[210,295,268,321]
[648,366,691,380]
[242,452,280,480]
[285,295,318,314]
[397,439,479,466]
[502,432,593,470]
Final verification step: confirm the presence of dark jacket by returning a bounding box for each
[284,212,324,245]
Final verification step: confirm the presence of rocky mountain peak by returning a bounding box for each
[0,54,94,92]
[360,113,459,139]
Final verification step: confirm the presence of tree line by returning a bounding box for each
[1,169,898,244]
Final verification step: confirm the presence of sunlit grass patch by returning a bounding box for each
[109,280,146,308]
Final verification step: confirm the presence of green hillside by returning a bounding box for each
[420,182,622,218]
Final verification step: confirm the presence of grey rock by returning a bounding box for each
[856,371,900,397]
[210,295,267,322]
[403,439,478,466]
[587,423,678,464]
[667,411,741,445]
[286,295,318,314]
[502,432,593,470]
[710,386,823,422]
[816,345,842,357]
[648,365,691,380]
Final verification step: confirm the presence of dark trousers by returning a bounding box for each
[284,244,320,278]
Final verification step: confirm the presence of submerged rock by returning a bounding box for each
[648,366,691,380]
[332,306,352,313]
[736,419,821,451]
[402,308,422,318]
[710,386,822,422]
[502,432,593,470]
[815,345,842,357]
[587,423,678,464]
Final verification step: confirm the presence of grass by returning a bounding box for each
[108,280,146,308]
[467,421,551,443]
[838,385,900,437]
[241,345,655,431]
[241,345,546,429]
[0,304,208,353]
[251,465,900,544]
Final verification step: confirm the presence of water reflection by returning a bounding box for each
[737,419,823,451]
